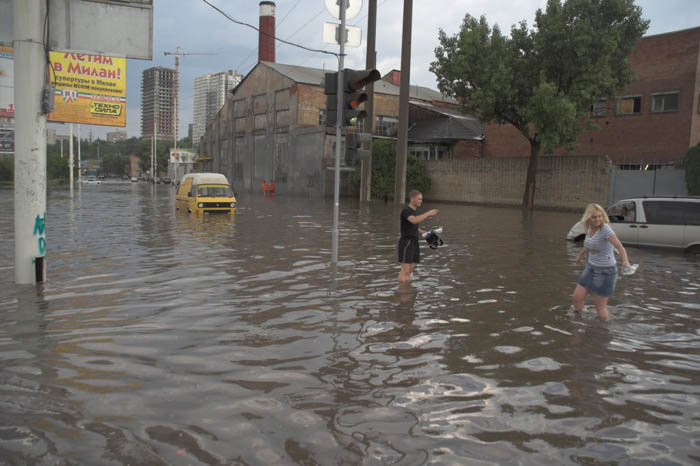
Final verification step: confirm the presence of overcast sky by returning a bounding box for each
[50,0,700,140]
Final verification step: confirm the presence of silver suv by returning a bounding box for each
[567,197,700,252]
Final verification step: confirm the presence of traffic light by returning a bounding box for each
[341,69,380,127]
[323,71,338,128]
[324,69,381,128]
[345,132,373,166]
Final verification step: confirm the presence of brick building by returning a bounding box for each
[200,62,483,196]
[484,26,700,164]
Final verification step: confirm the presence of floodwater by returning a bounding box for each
[0,183,699,465]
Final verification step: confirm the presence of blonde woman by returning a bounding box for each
[573,203,631,321]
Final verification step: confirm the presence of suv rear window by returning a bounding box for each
[643,201,700,225]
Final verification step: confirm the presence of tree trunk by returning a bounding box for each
[521,139,541,210]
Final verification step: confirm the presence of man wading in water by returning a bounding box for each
[398,190,438,283]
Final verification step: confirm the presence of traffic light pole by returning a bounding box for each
[360,0,377,203]
[331,0,347,264]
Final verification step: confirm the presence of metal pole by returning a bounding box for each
[394,0,412,204]
[13,0,47,284]
[77,124,81,184]
[360,0,377,203]
[331,0,347,264]
[69,123,74,193]
[60,137,63,158]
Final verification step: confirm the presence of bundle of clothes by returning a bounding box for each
[422,227,444,249]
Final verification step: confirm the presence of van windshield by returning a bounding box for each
[197,185,234,198]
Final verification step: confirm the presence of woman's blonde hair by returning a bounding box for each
[581,203,610,228]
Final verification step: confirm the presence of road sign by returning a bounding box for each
[324,0,362,20]
[323,23,362,47]
[0,0,153,60]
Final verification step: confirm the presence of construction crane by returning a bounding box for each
[163,47,216,150]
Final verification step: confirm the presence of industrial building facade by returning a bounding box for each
[192,70,243,146]
[141,66,176,141]
[200,62,484,196]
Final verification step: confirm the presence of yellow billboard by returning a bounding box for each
[48,51,126,127]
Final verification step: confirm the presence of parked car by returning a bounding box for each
[130,176,139,182]
[83,176,102,185]
[176,173,237,214]
[567,197,700,252]
[162,177,172,184]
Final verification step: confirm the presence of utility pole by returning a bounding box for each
[13,0,47,283]
[360,0,377,203]
[331,0,347,264]
[394,0,413,204]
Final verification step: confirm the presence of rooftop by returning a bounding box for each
[260,62,457,105]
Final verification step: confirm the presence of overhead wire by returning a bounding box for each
[201,0,338,69]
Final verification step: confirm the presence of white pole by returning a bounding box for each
[154,112,158,183]
[69,123,74,193]
[77,124,81,184]
[13,0,48,284]
[60,137,63,158]
[331,0,347,264]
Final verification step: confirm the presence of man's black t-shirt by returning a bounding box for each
[400,206,419,238]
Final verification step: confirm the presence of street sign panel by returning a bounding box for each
[0,0,153,60]
[324,0,362,20]
[323,23,362,47]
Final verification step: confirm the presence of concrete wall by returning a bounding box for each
[609,167,688,202]
[425,156,611,210]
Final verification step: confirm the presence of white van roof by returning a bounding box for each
[180,173,230,185]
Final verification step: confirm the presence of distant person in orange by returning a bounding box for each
[269,181,275,196]
[262,181,268,196]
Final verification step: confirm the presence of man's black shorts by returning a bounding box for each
[398,236,420,264]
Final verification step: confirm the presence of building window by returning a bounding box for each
[617,95,642,115]
[355,117,366,133]
[651,91,679,113]
[318,109,326,126]
[376,116,398,136]
[591,99,607,118]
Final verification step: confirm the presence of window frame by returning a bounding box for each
[591,99,608,118]
[650,91,680,114]
[616,94,643,116]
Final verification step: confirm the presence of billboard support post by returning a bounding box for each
[69,123,74,194]
[77,124,81,185]
[13,0,47,284]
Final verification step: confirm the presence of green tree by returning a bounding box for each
[351,139,431,200]
[102,153,129,176]
[686,144,700,196]
[0,155,12,182]
[430,0,648,209]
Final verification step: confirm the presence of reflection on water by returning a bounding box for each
[0,183,699,464]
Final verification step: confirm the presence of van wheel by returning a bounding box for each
[685,245,700,255]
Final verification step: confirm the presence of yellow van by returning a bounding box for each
[176,173,237,214]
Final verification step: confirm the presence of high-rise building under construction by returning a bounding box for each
[141,66,176,140]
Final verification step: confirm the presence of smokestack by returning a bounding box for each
[258,1,275,63]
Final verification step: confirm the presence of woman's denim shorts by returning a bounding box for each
[578,265,617,297]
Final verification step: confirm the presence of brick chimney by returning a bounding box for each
[258,1,275,63]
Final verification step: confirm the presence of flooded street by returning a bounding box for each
[0,183,699,465]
